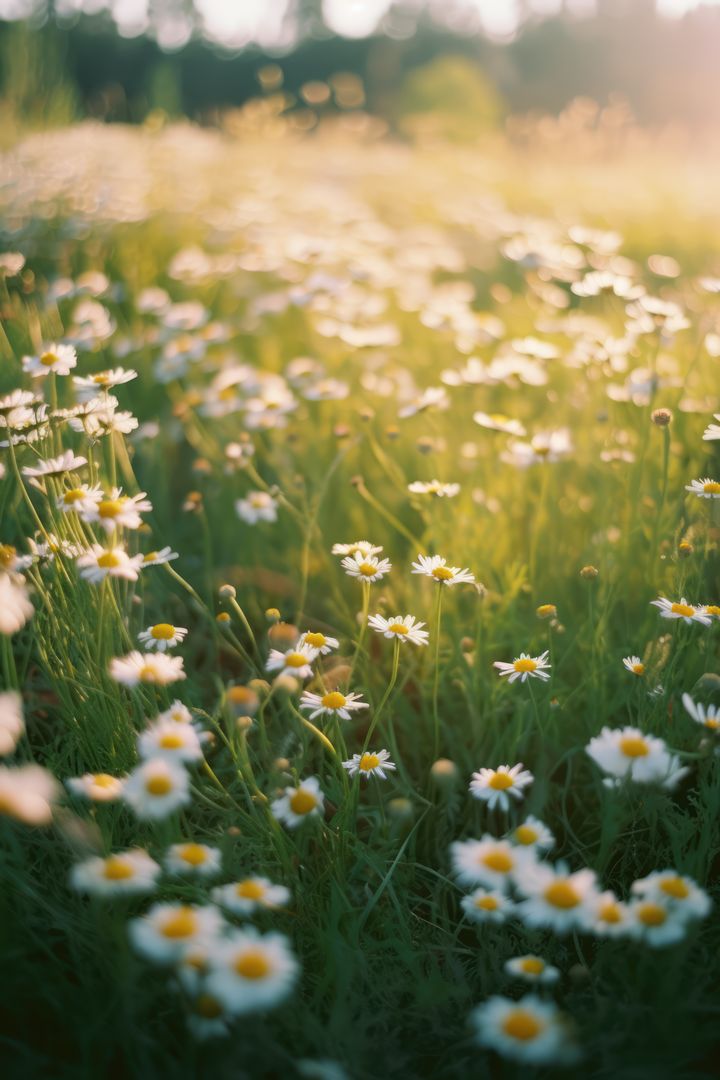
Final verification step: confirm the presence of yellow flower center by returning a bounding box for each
[93,773,117,789]
[179,844,208,866]
[387,622,409,634]
[619,735,649,758]
[289,789,317,816]
[702,481,720,494]
[321,691,346,710]
[502,1009,543,1042]
[671,602,694,617]
[97,552,121,569]
[194,993,223,1019]
[481,850,513,873]
[139,664,159,682]
[705,605,720,617]
[358,562,377,576]
[92,373,111,385]
[599,901,622,924]
[632,663,645,675]
[0,545,15,570]
[536,604,556,618]
[475,896,498,911]
[520,957,545,975]
[160,908,197,938]
[235,879,266,900]
[488,771,514,790]
[544,880,580,909]
[659,876,689,900]
[62,488,85,504]
[151,623,176,640]
[98,498,127,519]
[514,825,538,845]
[234,951,271,980]
[706,717,720,730]
[431,566,454,581]
[158,732,185,750]
[40,351,58,367]
[303,632,326,648]
[359,753,381,772]
[103,857,135,881]
[146,774,173,796]
[637,902,667,926]
[144,551,159,562]
[513,657,537,673]
[285,652,308,668]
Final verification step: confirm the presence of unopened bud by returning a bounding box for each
[651,407,672,427]
[580,565,599,580]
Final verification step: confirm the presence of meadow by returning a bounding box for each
[1,107,720,1078]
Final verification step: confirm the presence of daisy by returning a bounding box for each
[205,929,299,1016]
[627,898,689,947]
[460,888,514,925]
[473,412,526,436]
[685,477,720,499]
[235,491,278,525]
[76,545,144,584]
[681,693,720,732]
[298,630,339,654]
[22,342,77,377]
[122,758,191,820]
[504,955,560,985]
[129,903,225,964]
[212,877,291,916]
[266,644,317,680]
[470,994,580,1066]
[331,541,383,558]
[66,772,125,802]
[0,574,34,634]
[164,843,223,878]
[494,651,551,684]
[342,750,396,780]
[590,891,633,938]
[585,726,688,788]
[407,480,460,498]
[623,655,645,676]
[22,450,87,479]
[73,367,137,400]
[450,836,519,890]
[0,691,24,756]
[367,614,429,646]
[0,763,59,825]
[56,484,102,515]
[702,414,720,441]
[631,871,711,920]
[70,849,161,897]
[470,764,534,812]
[509,816,555,852]
[81,489,152,533]
[411,553,475,586]
[650,597,712,626]
[340,552,392,583]
[271,776,324,829]
[514,858,599,933]
[141,547,179,566]
[137,718,204,764]
[299,689,368,721]
[186,991,232,1041]
[109,651,186,687]
[158,700,195,725]
[137,623,188,652]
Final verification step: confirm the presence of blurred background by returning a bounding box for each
[2,0,720,140]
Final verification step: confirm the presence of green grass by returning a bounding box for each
[0,116,719,1079]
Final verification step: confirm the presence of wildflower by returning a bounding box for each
[590,891,633,938]
[141,547,179,566]
[502,429,573,467]
[470,764,534,812]
[651,407,673,426]
[367,614,429,646]
[298,630,339,654]
[76,545,144,584]
[212,877,291,916]
[623,655,645,676]
[407,480,460,498]
[470,994,580,1066]
[536,604,557,619]
[266,644,317,680]
[22,450,87,479]
[22,343,77,377]
[681,693,720,732]
[56,484,102,515]
[342,749,396,780]
[341,552,392,583]
[73,367,137,400]
[627,898,689,947]
[450,836,519,889]
[631,870,711,920]
[66,772,124,802]
[137,623,188,652]
[331,541,383,558]
[686,477,720,499]
[702,414,720,441]
[164,843,223,878]
[513,858,599,933]
[0,692,23,756]
[186,991,232,1041]
[0,574,34,634]
[586,726,689,789]
[235,491,278,525]
[504,956,560,985]
[460,888,514,924]
[109,651,186,687]
[205,929,299,1016]
[509,816,555,852]
[158,700,195,725]
[0,763,59,825]
[271,776,324,828]
[651,597,711,625]
[473,412,526,436]
[299,689,368,721]
[122,758,191,820]
[137,719,203,764]
[70,850,161,897]
[129,903,225,964]
[411,554,474,586]
[81,488,152,533]
[494,652,551,684]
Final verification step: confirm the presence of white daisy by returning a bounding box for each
[137,718,204,764]
[650,597,711,626]
[0,574,34,635]
[158,700,195,725]
[450,836,519,889]
[702,414,720,441]
[70,849,161,897]
[205,928,299,1016]
[73,367,137,400]
[627,897,689,947]
[141,547,179,566]
[470,994,580,1066]
[590,891,633,938]
[460,888,514,924]
[164,843,223,878]
[235,491,278,525]
[109,651,186,687]
[585,726,689,789]
[297,630,339,654]
[81,488,152,533]
[76,545,144,584]
[121,758,191,820]
[342,749,396,780]
[513,855,598,933]
[211,877,291,916]
[494,651,551,684]
[504,955,560,985]
[407,480,460,498]
[0,763,59,825]
[473,412,526,436]
[56,484,103,515]
[266,644,317,680]
[129,903,225,964]
[681,693,720,732]
[367,614,429,646]
[66,772,124,802]
[631,870,711,920]
[340,552,392,583]
[509,816,555,852]
[22,450,87,479]
[23,342,77,377]
[622,655,646,676]
[470,764,534,812]
[686,477,720,498]
[271,776,324,829]
[331,541,383,558]
[137,623,188,652]
[411,553,475,586]
[299,689,368,721]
